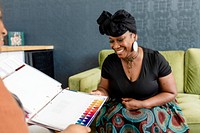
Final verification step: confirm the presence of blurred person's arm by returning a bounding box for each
[60,124,91,133]
[0,79,29,133]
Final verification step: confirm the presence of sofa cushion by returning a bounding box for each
[185,48,200,94]
[160,51,185,93]
[176,93,200,125]
[80,69,101,93]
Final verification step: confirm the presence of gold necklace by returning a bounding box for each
[125,50,139,69]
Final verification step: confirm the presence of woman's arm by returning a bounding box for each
[144,72,177,108]
[122,73,177,110]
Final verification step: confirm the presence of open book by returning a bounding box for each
[0,57,107,131]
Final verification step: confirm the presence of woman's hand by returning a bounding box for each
[121,98,145,110]
[90,89,107,96]
[61,124,91,133]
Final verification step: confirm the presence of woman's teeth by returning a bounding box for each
[116,49,124,54]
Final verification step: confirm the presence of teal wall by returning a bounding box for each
[2,0,200,88]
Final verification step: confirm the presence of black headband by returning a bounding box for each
[97,9,137,37]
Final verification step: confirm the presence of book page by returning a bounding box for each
[2,58,62,117]
[31,89,107,131]
[0,56,23,79]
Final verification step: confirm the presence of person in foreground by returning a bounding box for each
[0,7,91,133]
[91,9,190,133]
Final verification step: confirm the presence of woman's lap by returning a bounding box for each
[96,99,190,133]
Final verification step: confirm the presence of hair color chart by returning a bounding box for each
[30,89,107,131]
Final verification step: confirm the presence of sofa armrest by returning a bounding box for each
[68,68,101,93]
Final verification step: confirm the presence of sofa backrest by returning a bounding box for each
[184,48,200,94]
[98,49,114,69]
[98,49,185,93]
[159,51,185,93]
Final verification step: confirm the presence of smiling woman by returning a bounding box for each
[91,9,190,133]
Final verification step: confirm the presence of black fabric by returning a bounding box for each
[101,47,171,100]
[97,9,137,37]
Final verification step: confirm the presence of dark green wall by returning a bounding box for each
[2,0,200,88]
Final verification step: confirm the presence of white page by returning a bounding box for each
[1,57,62,116]
[0,56,23,79]
[31,89,107,131]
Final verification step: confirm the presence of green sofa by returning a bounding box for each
[68,48,200,133]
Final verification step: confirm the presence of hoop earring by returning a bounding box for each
[133,41,138,52]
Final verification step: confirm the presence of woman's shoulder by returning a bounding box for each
[142,47,164,61]
[142,47,159,54]
[104,53,120,64]
[106,53,118,60]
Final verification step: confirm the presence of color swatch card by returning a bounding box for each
[0,57,108,131]
[30,90,107,131]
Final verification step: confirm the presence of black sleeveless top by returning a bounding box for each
[102,47,171,100]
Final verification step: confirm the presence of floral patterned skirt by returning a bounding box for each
[95,99,190,133]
